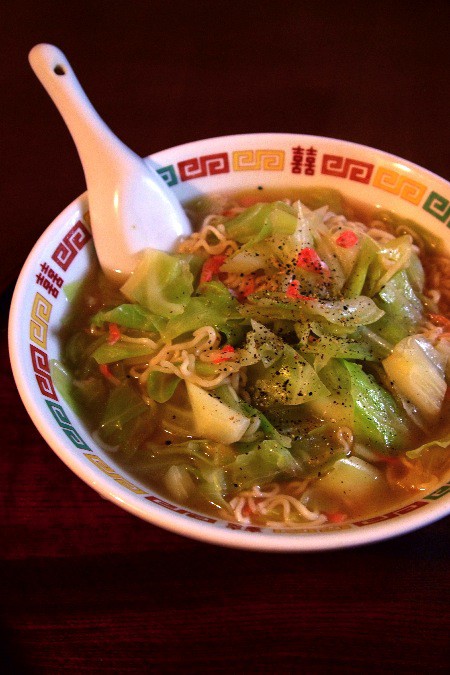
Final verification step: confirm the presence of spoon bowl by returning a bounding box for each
[29,44,191,281]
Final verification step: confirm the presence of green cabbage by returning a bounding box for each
[240,293,384,330]
[226,440,300,491]
[92,341,155,364]
[121,249,194,317]
[371,270,423,344]
[161,281,243,341]
[249,343,330,407]
[343,360,412,452]
[91,303,167,333]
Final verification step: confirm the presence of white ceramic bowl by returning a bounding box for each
[9,133,450,551]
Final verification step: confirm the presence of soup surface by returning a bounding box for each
[56,187,450,527]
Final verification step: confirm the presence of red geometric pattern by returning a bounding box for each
[51,221,92,271]
[178,153,229,182]
[321,154,374,183]
[30,344,58,401]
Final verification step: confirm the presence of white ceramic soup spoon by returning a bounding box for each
[29,43,191,282]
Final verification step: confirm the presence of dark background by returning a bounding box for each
[1,1,449,673]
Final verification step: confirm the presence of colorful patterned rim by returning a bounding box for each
[9,134,450,551]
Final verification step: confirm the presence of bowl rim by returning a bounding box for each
[148,130,450,185]
[9,132,450,551]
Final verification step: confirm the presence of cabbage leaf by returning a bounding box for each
[121,249,194,317]
[91,303,167,333]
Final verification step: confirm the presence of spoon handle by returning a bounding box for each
[29,44,132,180]
[29,43,192,281]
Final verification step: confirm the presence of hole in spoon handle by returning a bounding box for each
[29,44,73,83]
[28,43,120,171]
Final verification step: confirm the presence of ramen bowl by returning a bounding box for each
[9,133,450,551]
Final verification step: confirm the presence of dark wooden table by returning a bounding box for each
[2,2,449,672]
